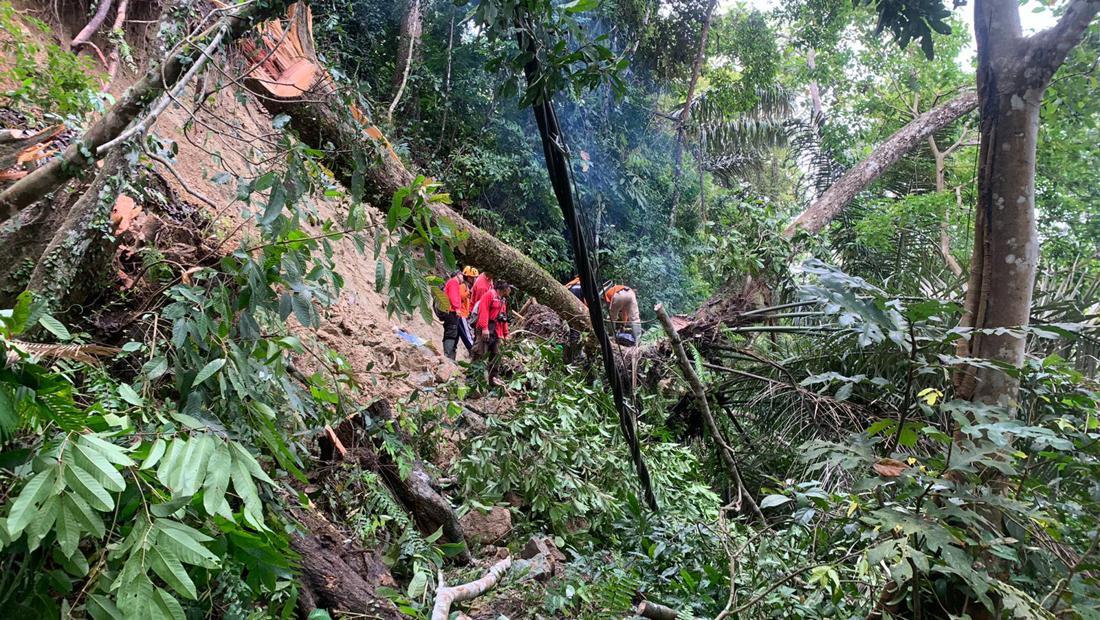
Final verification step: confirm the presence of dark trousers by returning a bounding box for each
[443,313,471,360]
[472,331,502,382]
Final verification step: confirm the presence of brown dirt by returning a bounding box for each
[4,0,462,403]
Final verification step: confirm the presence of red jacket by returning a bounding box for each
[475,288,509,339]
[444,275,463,313]
[471,273,493,308]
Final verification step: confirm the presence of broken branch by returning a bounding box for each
[430,558,512,620]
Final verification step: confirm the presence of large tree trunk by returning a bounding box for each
[783,91,978,238]
[0,0,285,224]
[387,0,422,124]
[242,4,590,334]
[26,151,128,309]
[956,0,1099,404]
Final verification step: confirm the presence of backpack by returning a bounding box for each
[432,279,453,321]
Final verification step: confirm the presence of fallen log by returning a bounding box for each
[289,506,400,619]
[783,90,978,238]
[240,3,590,334]
[655,303,763,522]
[0,0,287,224]
[430,557,512,620]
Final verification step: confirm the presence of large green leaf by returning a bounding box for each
[177,434,214,498]
[73,442,126,493]
[79,434,136,467]
[55,496,83,558]
[64,463,114,512]
[154,519,219,568]
[150,545,198,600]
[202,444,233,519]
[192,358,226,387]
[6,466,58,537]
[152,586,187,620]
[230,457,266,531]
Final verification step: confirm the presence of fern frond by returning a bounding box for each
[6,340,121,365]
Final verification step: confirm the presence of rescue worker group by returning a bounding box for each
[436,267,642,376]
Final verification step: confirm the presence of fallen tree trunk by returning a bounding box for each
[656,303,763,522]
[0,0,286,224]
[289,506,400,619]
[240,4,590,334]
[430,557,512,620]
[783,90,978,238]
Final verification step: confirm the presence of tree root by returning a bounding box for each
[430,558,511,620]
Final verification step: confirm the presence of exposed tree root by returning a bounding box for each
[70,0,114,53]
[430,557,512,620]
[105,0,131,85]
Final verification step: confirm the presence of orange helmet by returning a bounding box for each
[462,266,480,277]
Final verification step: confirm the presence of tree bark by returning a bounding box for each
[289,506,400,619]
[0,0,286,224]
[655,303,763,521]
[387,0,422,124]
[956,0,1099,404]
[71,0,114,51]
[26,151,127,309]
[783,91,978,238]
[669,0,718,223]
[242,5,589,334]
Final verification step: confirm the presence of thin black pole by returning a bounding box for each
[516,19,658,512]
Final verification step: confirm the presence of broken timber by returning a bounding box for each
[240,3,590,334]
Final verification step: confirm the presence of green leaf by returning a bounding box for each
[146,356,169,380]
[261,183,287,225]
[202,444,233,519]
[38,314,71,340]
[152,587,186,620]
[64,463,114,512]
[192,358,226,387]
[150,545,198,599]
[231,457,266,530]
[230,442,275,485]
[760,494,791,509]
[78,434,136,466]
[87,594,125,620]
[177,434,214,497]
[141,439,167,470]
[6,466,57,537]
[118,383,144,406]
[73,442,126,493]
[56,496,83,558]
[154,519,219,568]
[66,491,105,538]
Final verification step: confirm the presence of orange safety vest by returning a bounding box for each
[602,284,628,304]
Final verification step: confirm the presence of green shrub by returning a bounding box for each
[0,2,102,123]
